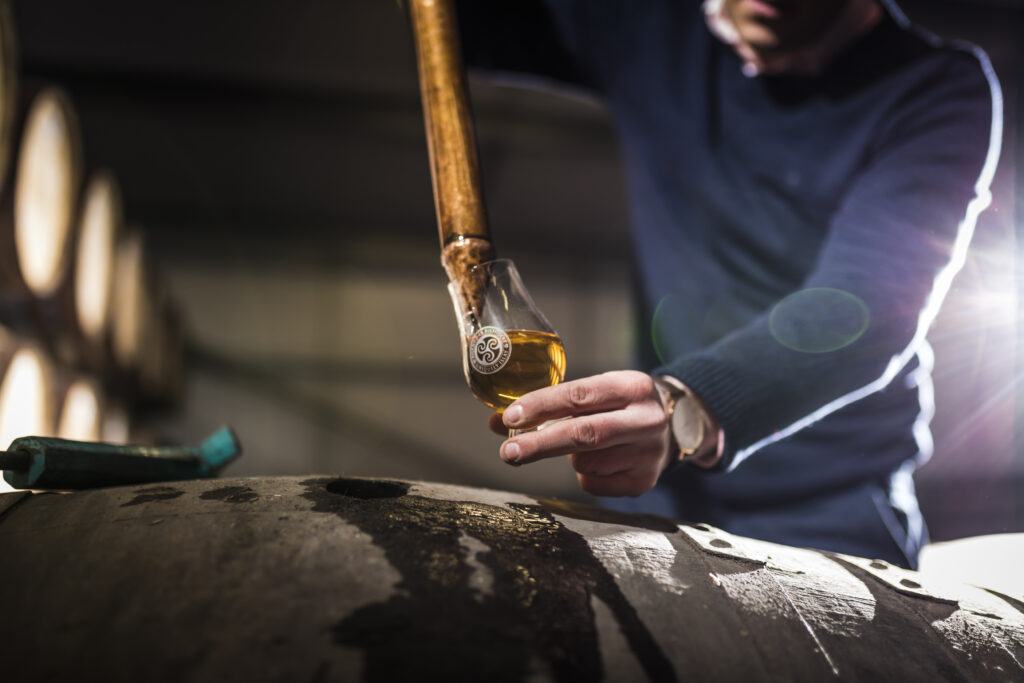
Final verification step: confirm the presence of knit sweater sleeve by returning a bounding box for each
[664,49,1001,471]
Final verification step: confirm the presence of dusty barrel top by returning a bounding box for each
[0,476,1021,682]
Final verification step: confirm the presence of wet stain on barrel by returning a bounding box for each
[199,486,259,504]
[121,486,184,507]
[325,479,408,500]
[303,478,677,683]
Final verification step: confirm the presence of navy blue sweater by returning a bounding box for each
[458,1,1000,566]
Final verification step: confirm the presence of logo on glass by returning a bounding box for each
[470,326,512,375]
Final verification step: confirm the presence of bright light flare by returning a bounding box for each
[952,285,1017,329]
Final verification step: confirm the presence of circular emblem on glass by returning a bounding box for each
[470,326,512,375]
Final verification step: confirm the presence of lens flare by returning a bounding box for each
[650,293,700,366]
[769,287,870,353]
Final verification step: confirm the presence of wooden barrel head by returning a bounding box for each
[100,401,130,444]
[56,377,103,441]
[13,87,82,297]
[111,228,148,370]
[74,171,123,344]
[0,344,54,492]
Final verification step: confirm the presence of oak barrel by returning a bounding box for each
[0,476,1021,682]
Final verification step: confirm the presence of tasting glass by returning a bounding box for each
[447,259,566,436]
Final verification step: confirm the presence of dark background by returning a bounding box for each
[9,0,1022,541]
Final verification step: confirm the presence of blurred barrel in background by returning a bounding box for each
[3,86,81,298]
[0,1,184,446]
[69,170,122,368]
[107,229,186,408]
[0,331,55,491]
[110,229,149,378]
[137,283,185,407]
[54,375,103,441]
[100,399,130,443]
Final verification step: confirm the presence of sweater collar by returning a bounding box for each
[703,0,883,77]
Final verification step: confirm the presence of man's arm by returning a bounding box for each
[666,48,1000,471]
[494,48,1000,495]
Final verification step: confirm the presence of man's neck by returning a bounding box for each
[704,0,883,77]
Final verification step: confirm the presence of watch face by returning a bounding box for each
[671,394,705,454]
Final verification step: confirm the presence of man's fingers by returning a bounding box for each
[501,404,665,466]
[503,371,656,430]
[492,370,671,500]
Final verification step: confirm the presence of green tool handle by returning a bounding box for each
[1,427,241,490]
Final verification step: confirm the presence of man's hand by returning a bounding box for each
[489,371,673,497]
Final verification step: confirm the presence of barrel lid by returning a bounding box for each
[56,378,104,442]
[0,345,54,492]
[13,88,82,297]
[75,172,124,343]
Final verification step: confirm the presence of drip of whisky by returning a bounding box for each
[467,330,566,411]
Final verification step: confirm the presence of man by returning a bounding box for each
[459,0,1001,568]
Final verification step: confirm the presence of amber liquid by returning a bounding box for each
[468,330,566,411]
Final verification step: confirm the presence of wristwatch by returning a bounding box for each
[652,375,706,459]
